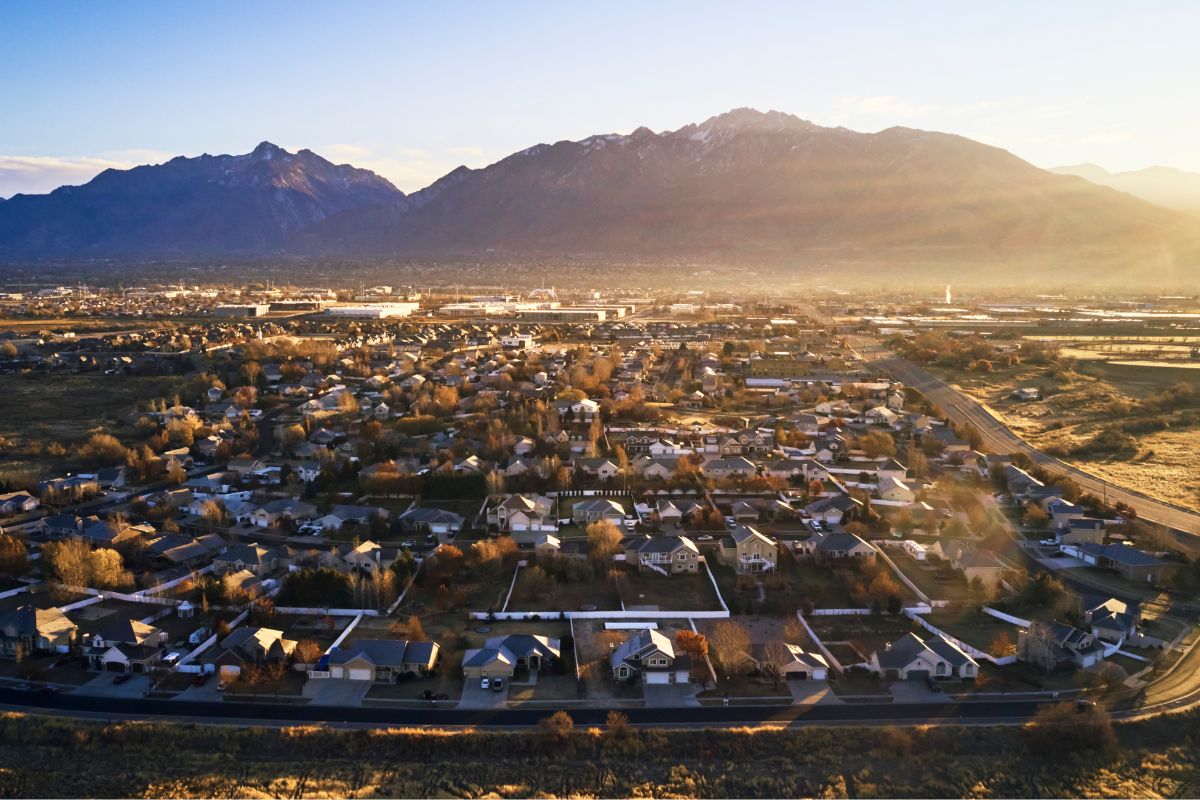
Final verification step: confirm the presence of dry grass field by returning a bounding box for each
[939,355,1200,512]
[3,708,1200,797]
[0,373,190,486]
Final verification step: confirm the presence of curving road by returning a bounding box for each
[847,335,1200,541]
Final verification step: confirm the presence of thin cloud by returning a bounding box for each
[0,155,136,197]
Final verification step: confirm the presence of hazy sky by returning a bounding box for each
[2,1,1198,197]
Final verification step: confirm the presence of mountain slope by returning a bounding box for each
[305,109,1199,272]
[1052,163,1200,214]
[0,142,404,255]
[2,111,1198,281]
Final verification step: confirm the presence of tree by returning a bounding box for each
[41,539,95,597]
[758,640,792,686]
[428,545,464,583]
[404,614,427,642]
[989,632,1014,658]
[586,520,623,576]
[79,433,129,467]
[858,430,896,459]
[0,533,28,577]
[0,341,17,359]
[166,461,187,485]
[605,710,630,738]
[89,548,133,589]
[675,629,709,680]
[967,576,989,609]
[537,710,575,742]
[1023,702,1115,758]
[293,639,323,666]
[709,621,752,676]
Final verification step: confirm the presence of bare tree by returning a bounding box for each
[709,621,752,677]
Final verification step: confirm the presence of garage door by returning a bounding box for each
[348,667,373,681]
[787,671,809,680]
[906,669,930,681]
[106,661,126,672]
[644,671,670,685]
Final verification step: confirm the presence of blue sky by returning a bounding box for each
[2,1,1198,197]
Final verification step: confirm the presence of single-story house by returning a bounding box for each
[326,639,441,681]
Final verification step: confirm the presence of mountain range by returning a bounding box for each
[1050,163,1200,214]
[1,108,1198,282]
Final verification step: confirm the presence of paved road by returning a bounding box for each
[0,685,1050,728]
[847,335,1200,541]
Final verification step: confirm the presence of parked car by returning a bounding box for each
[491,677,504,692]
[480,677,490,690]
[216,680,228,691]
[1040,539,1058,546]
[1076,699,1096,711]
[112,673,132,685]
[35,685,59,696]
[192,673,211,687]
[401,540,416,549]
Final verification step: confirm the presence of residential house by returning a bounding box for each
[462,634,561,680]
[610,628,691,684]
[804,531,876,561]
[316,504,387,532]
[326,639,441,681]
[1070,543,1172,585]
[396,507,465,538]
[572,498,625,525]
[213,543,287,575]
[0,605,77,658]
[1084,597,1139,646]
[939,541,1008,590]
[720,525,778,573]
[805,494,862,526]
[489,494,555,532]
[0,492,40,516]
[624,535,700,576]
[746,642,829,680]
[1018,620,1105,671]
[250,498,318,528]
[85,618,168,672]
[214,627,297,677]
[701,456,757,480]
[869,632,979,680]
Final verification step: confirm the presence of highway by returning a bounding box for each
[847,335,1200,541]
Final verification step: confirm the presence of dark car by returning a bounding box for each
[192,673,211,687]
[1076,699,1096,711]
[112,673,132,685]
[35,685,59,696]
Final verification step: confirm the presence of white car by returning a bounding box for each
[1040,538,1058,546]
[480,677,490,690]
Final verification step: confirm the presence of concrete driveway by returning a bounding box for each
[173,677,223,701]
[458,681,508,709]
[75,672,151,699]
[303,678,372,707]
[786,679,842,705]
[889,681,952,704]
[643,683,699,708]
